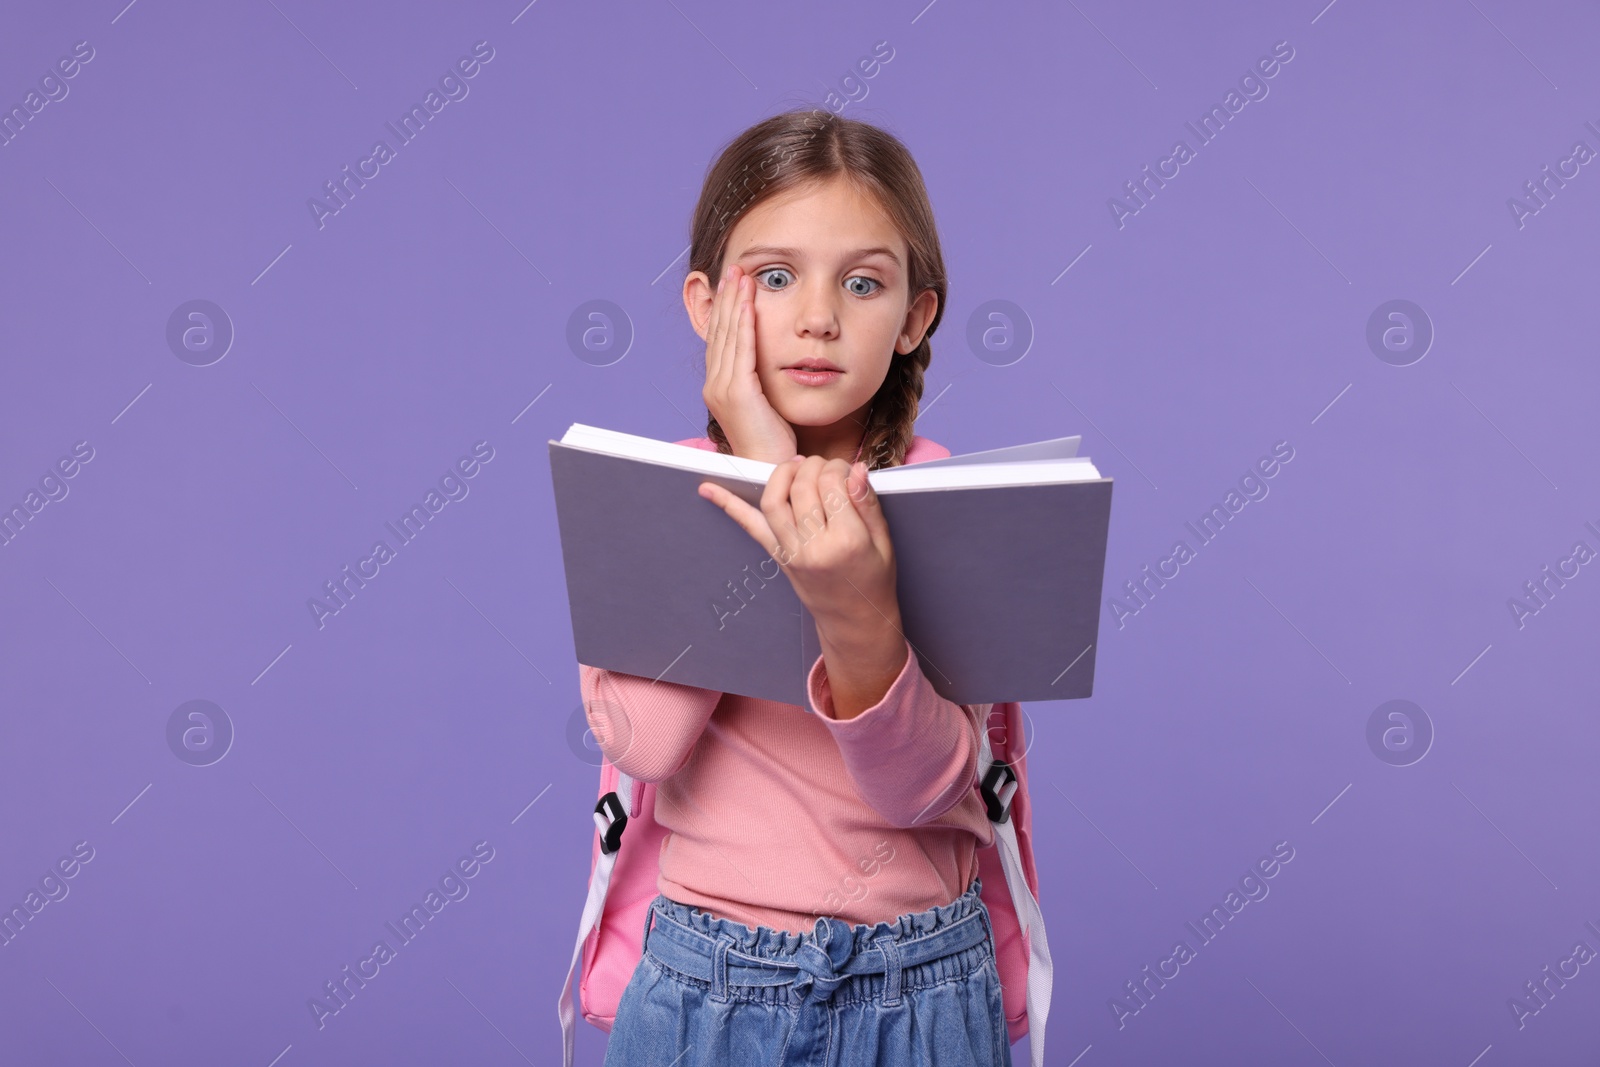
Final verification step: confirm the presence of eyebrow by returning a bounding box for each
[735,245,902,267]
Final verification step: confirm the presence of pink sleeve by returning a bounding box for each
[806,635,988,828]
[580,664,722,783]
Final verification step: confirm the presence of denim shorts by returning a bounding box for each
[602,876,1012,1067]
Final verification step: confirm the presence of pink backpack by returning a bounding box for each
[558,700,1054,1067]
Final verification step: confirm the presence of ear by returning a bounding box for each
[682,270,715,342]
[896,288,939,354]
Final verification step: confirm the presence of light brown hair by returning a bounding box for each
[688,108,947,470]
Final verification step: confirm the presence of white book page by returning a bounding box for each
[557,424,1102,489]
[870,458,1102,491]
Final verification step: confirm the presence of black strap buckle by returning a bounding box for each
[979,759,1017,824]
[595,791,628,855]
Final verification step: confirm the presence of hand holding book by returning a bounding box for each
[697,454,910,718]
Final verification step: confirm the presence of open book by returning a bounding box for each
[548,425,1114,706]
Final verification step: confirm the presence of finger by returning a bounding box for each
[713,267,742,400]
[815,459,863,536]
[719,265,744,394]
[697,479,778,554]
[734,269,757,387]
[787,456,831,548]
[760,456,804,561]
[708,264,734,392]
[845,460,893,554]
[787,457,838,550]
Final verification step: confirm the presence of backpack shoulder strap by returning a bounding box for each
[559,768,634,1067]
[978,707,1053,1067]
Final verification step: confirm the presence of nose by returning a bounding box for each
[794,279,839,340]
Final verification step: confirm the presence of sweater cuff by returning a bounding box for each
[806,635,918,724]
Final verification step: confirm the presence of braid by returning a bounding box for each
[857,338,931,470]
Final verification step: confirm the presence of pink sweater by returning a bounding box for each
[580,434,996,935]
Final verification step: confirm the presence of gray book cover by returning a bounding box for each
[548,434,1114,706]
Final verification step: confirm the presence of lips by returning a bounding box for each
[782,366,843,386]
[784,360,843,372]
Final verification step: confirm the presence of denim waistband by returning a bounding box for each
[642,877,991,1005]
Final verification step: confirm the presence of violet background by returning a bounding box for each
[1,1,1596,1064]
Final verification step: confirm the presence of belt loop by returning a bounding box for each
[710,936,731,1002]
[874,935,903,1006]
[641,898,656,953]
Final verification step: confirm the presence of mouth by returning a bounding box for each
[782,365,844,386]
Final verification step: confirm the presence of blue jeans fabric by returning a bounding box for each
[602,876,1012,1067]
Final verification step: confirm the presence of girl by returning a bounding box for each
[583,109,1011,1066]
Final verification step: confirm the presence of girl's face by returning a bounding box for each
[686,175,939,456]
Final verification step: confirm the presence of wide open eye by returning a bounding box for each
[755,267,794,291]
[845,276,881,297]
